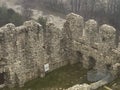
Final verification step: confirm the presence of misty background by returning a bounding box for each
[0,0,120,44]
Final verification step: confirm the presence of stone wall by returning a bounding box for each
[64,13,119,71]
[0,21,69,87]
[65,13,120,90]
[0,13,120,88]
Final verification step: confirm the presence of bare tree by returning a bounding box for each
[21,0,33,20]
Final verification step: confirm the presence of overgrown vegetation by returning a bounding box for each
[1,63,89,90]
[0,6,24,27]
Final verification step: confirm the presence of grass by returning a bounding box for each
[1,63,89,90]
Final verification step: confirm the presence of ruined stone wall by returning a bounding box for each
[64,13,120,77]
[0,21,44,87]
[65,13,120,90]
[0,13,120,88]
[0,21,69,87]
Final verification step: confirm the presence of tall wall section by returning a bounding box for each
[0,21,69,87]
[64,13,120,81]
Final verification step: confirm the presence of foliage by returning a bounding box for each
[0,7,24,27]
[37,17,47,29]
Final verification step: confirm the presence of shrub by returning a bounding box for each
[37,17,47,30]
[0,7,24,27]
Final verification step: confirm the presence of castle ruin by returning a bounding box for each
[0,13,120,89]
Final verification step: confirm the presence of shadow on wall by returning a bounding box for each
[88,56,96,70]
[76,51,83,63]
[0,72,5,85]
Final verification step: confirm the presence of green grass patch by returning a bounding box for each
[1,63,89,90]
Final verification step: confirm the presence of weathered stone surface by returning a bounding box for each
[0,20,69,87]
[0,13,120,89]
[99,24,116,52]
[66,13,84,41]
[84,19,98,45]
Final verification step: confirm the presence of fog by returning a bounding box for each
[0,0,120,32]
